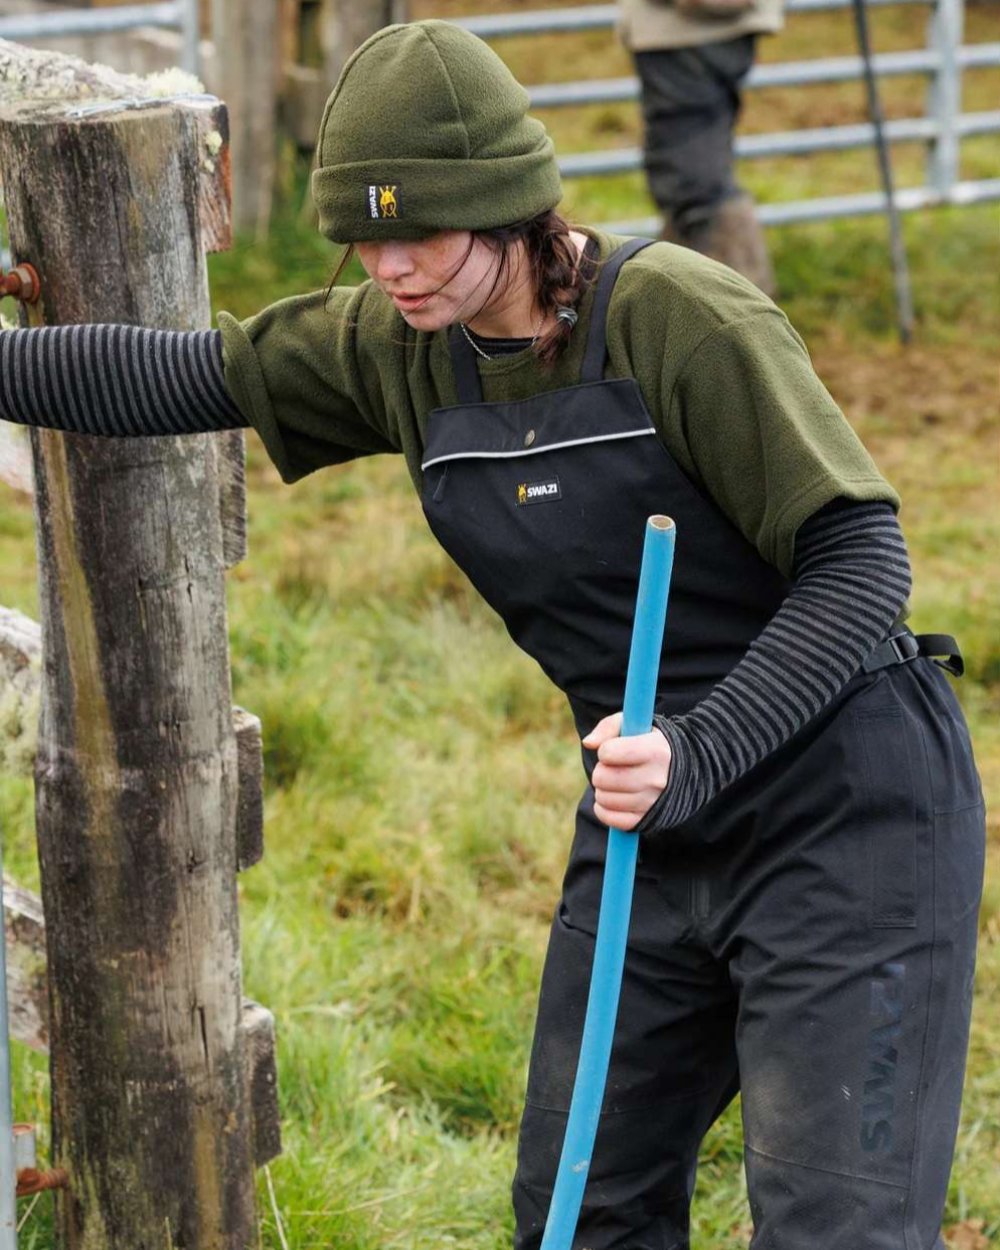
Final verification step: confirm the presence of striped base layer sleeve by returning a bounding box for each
[0,325,247,437]
[637,499,913,835]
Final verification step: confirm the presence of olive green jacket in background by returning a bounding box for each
[618,0,784,52]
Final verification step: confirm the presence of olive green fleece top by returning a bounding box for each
[218,232,898,578]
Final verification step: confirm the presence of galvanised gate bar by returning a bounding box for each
[0,0,200,74]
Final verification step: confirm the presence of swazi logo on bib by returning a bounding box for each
[516,477,562,506]
[367,184,402,220]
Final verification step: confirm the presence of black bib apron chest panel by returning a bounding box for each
[420,378,654,467]
[422,239,790,728]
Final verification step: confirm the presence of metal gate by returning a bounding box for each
[456,0,1000,232]
[0,0,200,76]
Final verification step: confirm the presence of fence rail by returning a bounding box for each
[559,110,1000,174]
[0,0,199,74]
[456,0,947,39]
[526,42,1000,107]
[457,0,1000,232]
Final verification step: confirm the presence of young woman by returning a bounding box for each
[0,20,984,1250]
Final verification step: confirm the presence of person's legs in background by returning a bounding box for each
[634,37,775,294]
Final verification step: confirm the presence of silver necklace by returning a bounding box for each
[459,314,545,362]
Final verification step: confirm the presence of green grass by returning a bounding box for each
[3,6,999,1247]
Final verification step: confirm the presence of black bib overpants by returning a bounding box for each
[419,243,985,1250]
[513,657,984,1250]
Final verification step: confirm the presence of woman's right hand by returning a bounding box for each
[582,712,673,832]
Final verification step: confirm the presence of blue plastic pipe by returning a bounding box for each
[540,514,676,1250]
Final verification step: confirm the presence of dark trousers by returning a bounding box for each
[634,37,757,228]
[513,659,985,1249]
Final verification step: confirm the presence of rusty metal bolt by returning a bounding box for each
[13,1123,68,1198]
[16,1167,69,1198]
[0,263,41,304]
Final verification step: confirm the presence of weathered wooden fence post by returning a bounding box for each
[281,0,408,154]
[319,0,408,81]
[0,40,269,1249]
[212,0,281,238]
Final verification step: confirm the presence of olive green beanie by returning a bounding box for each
[311,20,562,244]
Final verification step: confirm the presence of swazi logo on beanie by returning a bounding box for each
[367,184,402,220]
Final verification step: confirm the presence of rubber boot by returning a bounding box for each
[661,194,776,297]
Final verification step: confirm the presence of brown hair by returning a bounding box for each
[324,210,594,368]
[477,210,594,368]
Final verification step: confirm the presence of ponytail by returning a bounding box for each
[526,210,591,368]
[477,210,592,369]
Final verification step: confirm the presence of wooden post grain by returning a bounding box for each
[320,0,407,82]
[282,0,407,152]
[0,42,263,1250]
[211,0,280,238]
[0,876,281,1168]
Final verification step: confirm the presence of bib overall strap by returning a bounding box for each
[447,237,654,403]
[862,628,964,677]
[580,237,654,384]
[448,323,485,405]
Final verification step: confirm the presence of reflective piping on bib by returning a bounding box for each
[420,427,655,471]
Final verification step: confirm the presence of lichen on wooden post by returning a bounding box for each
[0,39,266,1250]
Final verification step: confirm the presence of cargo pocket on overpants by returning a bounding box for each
[853,680,923,928]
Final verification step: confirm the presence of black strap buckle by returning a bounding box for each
[862,631,919,673]
[887,632,921,664]
[861,630,964,677]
